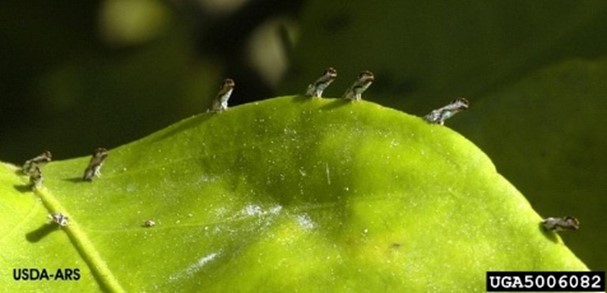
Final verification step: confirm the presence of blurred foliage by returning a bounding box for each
[0,0,221,163]
[282,1,607,111]
[99,0,171,47]
[1,0,606,270]
[0,0,301,163]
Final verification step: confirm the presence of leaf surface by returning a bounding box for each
[456,58,607,269]
[1,96,586,291]
[283,0,607,270]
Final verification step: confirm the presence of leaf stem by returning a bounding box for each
[36,187,125,293]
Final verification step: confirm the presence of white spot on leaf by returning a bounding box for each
[240,204,283,217]
[269,205,283,215]
[243,204,263,216]
[126,183,137,193]
[325,163,331,185]
[296,214,315,230]
[169,252,221,282]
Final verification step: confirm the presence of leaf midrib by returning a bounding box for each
[30,181,125,292]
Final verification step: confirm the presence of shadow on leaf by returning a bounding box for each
[152,114,213,142]
[13,184,31,193]
[26,223,59,243]
[319,99,350,111]
[290,95,312,103]
[63,177,87,183]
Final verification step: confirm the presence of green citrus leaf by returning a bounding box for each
[456,57,607,270]
[0,163,99,291]
[1,96,586,291]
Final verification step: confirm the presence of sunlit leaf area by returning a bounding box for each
[1,0,605,291]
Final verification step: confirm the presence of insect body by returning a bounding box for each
[143,220,156,227]
[424,98,469,125]
[22,150,52,175]
[305,67,337,97]
[344,70,374,101]
[83,148,108,181]
[48,213,69,226]
[542,216,580,232]
[29,167,44,190]
[209,78,235,112]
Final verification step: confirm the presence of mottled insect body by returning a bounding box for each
[305,67,337,97]
[210,78,235,112]
[143,219,156,227]
[22,150,52,175]
[424,98,469,125]
[542,216,580,232]
[83,148,108,181]
[29,166,44,190]
[48,213,69,226]
[344,70,374,101]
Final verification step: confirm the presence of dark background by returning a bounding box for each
[1,0,605,269]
